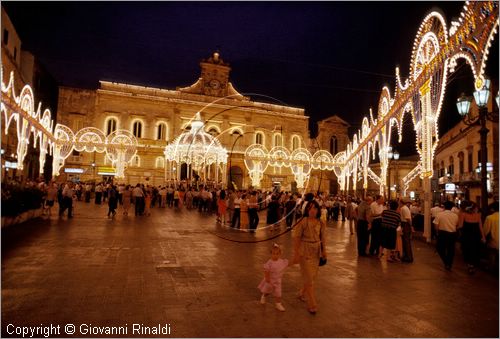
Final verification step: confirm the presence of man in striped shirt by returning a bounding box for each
[381,200,401,262]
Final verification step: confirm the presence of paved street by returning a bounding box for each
[2,201,499,338]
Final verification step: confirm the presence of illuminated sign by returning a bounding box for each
[64,168,84,174]
[97,166,116,176]
[445,183,456,192]
[5,161,17,169]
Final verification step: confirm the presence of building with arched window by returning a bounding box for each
[56,52,348,190]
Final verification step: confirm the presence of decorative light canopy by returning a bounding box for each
[164,112,228,170]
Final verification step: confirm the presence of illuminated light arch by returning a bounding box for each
[334,2,497,242]
[229,127,244,135]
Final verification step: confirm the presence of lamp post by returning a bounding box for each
[387,146,400,200]
[456,77,497,221]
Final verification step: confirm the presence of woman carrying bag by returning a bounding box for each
[292,200,327,315]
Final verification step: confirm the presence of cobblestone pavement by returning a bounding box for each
[2,201,499,338]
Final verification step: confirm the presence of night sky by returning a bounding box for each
[3,1,499,156]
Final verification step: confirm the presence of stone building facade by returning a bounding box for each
[433,95,498,207]
[57,52,350,191]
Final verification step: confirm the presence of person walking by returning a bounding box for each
[458,201,485,274]
[483,202,499,274]
[433,201,459,271]
[107,185,118,218]
[258,243,289,312]
[292,200,327,315]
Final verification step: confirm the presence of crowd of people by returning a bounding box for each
[2,176,499,315]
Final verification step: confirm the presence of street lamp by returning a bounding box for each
[387,146,399,199]
[456,77,497,221]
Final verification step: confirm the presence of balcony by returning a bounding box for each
[460,172,480,183]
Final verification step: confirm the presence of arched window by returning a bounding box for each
[458,152,464,174]
[132,121,142,138]
[440,161,445,177]
[208,128,219,137]
[274,134,282,147]
[448,156,454,176]
[292,135,300,150]
[106,118,117,136]
[157,123,167,141]
[467,150,473,173]
[132,155,140,167]
[330,136,337,155]
[155,157,165,168]
[255,132,264,145]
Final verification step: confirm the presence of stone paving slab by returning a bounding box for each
[1,201,499,338]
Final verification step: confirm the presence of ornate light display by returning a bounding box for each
[1,69,54,172]
[164,112,228,183]
[244,144,343,189]
[244,144,269,188]
[1,69,138,179]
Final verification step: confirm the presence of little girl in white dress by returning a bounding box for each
[258,243,289,311]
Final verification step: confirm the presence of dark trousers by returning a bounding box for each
[231,208,241,228]
[285,210,294,228]
[356,219,369,256]
[340,206,346,221]
[437,230,457,268]
[249,208,259,231]
[59,196,73,217]
[135,197,144,216]
[85,191,91,203]
[95,192,102,204]
[369,218,382,255]
[402,222,413,262]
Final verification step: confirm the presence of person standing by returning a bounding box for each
[356,196,373,257]
[239,193,249,230]
[95,183,103,204]
[458,201,485,274]
[248,191,260,232]
[433,201,459,271]
[285,195,296,229]
[122,185,132,216]
[133,184,144,216]
[60,182,74,218]
[292,200,327,315]
[231,191,241,229]
[400,197,414,263]
[380,200,401,262]
[369,195,385,257]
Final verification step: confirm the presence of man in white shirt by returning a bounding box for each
[430,203,444,240]
[400,197,413,263]
[232,192,242,229]
[433,201,459,271]
[369,195,386,256]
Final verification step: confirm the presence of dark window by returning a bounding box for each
[157,123,166,140]
[330,136,337,155]
[468,152,473,173]
[72,150,80,156]
[3,29,8,45]
[106,119,117,136]
[256,133,263,145]
[133,121,142,138]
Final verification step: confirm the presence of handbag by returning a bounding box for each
[319,228,327,266]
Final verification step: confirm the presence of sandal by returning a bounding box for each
[308,308,317,315]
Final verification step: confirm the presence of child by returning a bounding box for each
[258,243,289,311]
